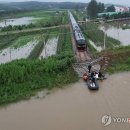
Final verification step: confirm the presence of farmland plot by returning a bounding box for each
[0,40,39,64]
[39,36,59,59]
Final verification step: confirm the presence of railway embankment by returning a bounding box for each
[98,45,130,74]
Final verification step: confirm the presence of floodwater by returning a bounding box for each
[0,40,38,64]
[89,40,103,52]
[39,37,58,59]
[0,72,130,130]
[0,17,37,27]
[100,25,130,46]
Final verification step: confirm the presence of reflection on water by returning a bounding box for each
[100,25,130,46]
[89,40,102,52]
[0,40,38,64]
[0,72,130,130]
[39,37,58,59]
[0,17,37,27]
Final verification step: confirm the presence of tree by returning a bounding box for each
[87,0,98,18]
[107,5,115,12]
[87,0,104,18]
[98,2,105,13]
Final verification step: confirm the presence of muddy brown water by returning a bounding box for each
[0,72,130,130]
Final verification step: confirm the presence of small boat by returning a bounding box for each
[87,78,99,90]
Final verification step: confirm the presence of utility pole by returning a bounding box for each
[9,48,11,61]
[103,21,107,50]
[44,38,46,57]
[104,31,106,50]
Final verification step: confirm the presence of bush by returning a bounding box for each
[0,53,78,104]
[127,57,130,64]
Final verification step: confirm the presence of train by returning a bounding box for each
[68,11,86,50]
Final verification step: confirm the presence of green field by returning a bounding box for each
[0,27,60,50]
[0,55,78,105]
[72,10,86,21]
[57,27,72,54]
[98,46,130,74]
[0,24,78,105]
[0,10,68,32]
[12,35,38,48]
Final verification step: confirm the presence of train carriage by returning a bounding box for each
[68,11,86,50]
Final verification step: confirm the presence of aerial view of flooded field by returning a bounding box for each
[0,1,130,130]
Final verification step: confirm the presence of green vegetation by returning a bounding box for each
[28,31,50,59]
[72,10,86,21]
[62,11,69,24]
[122,25,130,30]
[57,27,72,54]
[106,5,115,12]
[99,46,130,74]
[87,0,104,18]
[0,27,59,50]
[0,2,85,15]
[12,35,37,48]
[80,22,121,48]
[0,54,78,105]
[0,34,19,50]
[86,39,97,55]
[1,10,68,32]
[0,33,37,50]
[0,25,78,105]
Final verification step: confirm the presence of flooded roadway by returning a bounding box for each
[0,72,130,130]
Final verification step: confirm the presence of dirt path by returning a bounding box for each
[0,24,69,36]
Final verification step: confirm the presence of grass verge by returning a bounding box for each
[98,46,130,74]
[0,53,78,105]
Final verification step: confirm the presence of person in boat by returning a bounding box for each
[88,64,92,73]
[90,71,96,86]
[98,71,104,79]
[83,73,88,81]
[90,71,95,79]
[95,71,99,79]
[91,77,96,84]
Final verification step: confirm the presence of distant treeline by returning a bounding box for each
[0,1,87,16]
[101,12,130,19]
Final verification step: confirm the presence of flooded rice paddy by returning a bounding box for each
[0,40,38,64]
[0,72,130,130]
[39,37,58,59]
[0,17,38,27]
[100,25,130,46]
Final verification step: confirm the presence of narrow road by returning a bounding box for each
[0,24,69,36]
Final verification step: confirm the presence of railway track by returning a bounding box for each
[70,30,91,62]
[77,51,91,62]
[70,24,91,62]
[70,24,103,77]
[69,11,101,77]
